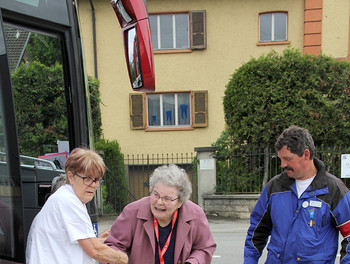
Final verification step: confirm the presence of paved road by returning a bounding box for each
[206,216,252,263]
[98,215,341,264]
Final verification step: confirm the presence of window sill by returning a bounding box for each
[145,126,194,132]
[256,41,290,46]
[153,49,192,54]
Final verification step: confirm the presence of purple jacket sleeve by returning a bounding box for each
[99,205,135,264]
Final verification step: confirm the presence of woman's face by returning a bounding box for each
[150,181,183,227]
[67,171,99,204]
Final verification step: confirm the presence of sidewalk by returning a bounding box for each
[97,215,119,235]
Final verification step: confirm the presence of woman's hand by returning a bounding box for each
[99,230,110,239]
[118,251,128,264]
[98,229,110,243]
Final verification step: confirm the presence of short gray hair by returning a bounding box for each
[275,125,315,159]
[149,164,192,203]
[51,174,66,193]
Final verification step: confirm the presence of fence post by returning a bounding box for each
[95,150,104,216]
[194,147,217,208]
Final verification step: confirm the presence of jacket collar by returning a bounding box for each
[136,196,197,262]
[278,157,327,190]
[309,158,328,190]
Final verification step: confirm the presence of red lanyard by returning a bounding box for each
[153,209,178,264]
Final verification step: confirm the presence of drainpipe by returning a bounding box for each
[89,0,98,79]
[89,0,100,215]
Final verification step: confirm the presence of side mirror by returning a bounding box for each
[111,0,155,92]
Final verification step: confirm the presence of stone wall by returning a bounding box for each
[203,194,260,219]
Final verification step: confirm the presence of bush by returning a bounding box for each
[223,48,350,149]
[95,138,128,213]
[88,76,102,141]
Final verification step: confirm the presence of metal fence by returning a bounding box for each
[103,153,197,214]
[101,146,350,214]
[215,145,350,194]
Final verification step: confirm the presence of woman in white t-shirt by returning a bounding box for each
[26,148,128,264]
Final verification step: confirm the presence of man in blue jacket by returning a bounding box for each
[244,125,350,263]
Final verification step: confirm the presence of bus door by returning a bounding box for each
[0,1,90,263]
[0,0,155,263]
[0,12,25,263]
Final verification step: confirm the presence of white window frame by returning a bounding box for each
[147,93,191,128]
[259,12,287,42]
[150,13,189,51]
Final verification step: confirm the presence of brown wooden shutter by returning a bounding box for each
[129,93,145,129]
[190,10,206,50]
[192,91,208,127]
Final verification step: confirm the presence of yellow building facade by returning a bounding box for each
[77,0,350,156]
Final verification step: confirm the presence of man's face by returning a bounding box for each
[277,145,309,180]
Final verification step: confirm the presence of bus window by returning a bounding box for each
[4,24,68,158]
[0,0,69,26]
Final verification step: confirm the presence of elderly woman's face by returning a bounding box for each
[150,181,183,227]
[67,171,99,204]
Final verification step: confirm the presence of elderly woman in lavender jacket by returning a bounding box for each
[101,164,216,264]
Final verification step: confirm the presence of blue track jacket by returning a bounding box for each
[244,158,350,263]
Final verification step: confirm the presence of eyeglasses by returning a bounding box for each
[150,191,178,205]
[73,172,104,186]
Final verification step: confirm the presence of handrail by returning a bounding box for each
[21,155,58,170]
[0,152,58,171]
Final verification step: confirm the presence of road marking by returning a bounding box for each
[213,255,221,258]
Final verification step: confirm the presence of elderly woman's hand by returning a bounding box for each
[98,230,110,243]
[99,230,110,238]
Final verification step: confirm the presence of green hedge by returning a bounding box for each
[223,48,350,149]
[95,138,128,213]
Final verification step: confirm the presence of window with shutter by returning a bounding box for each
[149,10,206,52]
[146,92,191,128]
[129,93,145,129]
[192,91,208,127]
[149,13,189,51]
[133,91,208,130]
[191,10,206,50]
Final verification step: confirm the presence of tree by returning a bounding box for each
[12,61,68,156]
[222,48,350,187]
[24,33,62,66]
